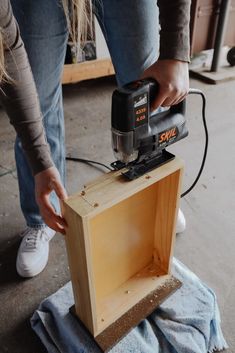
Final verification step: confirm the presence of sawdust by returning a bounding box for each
[95,276,181,352]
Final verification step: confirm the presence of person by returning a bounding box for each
[0,0,68,273]
[8,0,191,277]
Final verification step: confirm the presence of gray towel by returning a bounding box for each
[31,258,228,353]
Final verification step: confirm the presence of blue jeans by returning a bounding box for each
[11,0,159,227]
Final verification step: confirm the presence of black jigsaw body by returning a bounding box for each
[111,79,188,180]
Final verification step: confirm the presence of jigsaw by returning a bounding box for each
[111,78,188,180]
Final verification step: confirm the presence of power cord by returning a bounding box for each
[65,156,113,172]
[181,88,208,198]
[66,88,208,198]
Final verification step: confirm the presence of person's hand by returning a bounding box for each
[141,59,189,110]
[34,166,68,234]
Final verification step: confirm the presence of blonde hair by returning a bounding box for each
[62,0,93,45]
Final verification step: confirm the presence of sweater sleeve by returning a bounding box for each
[157,0,191,62]
[0,0,54,175]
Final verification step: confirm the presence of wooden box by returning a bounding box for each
[62,157,184,349]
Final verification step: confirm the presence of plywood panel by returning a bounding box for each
[66,158,184,217]
[89,183,158,301]
[154,170,183,272]
[62,204,97,334]
[96,266,170,334]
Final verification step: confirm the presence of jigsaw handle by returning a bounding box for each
[148,78,186,115]
[111,78,188,164]
[112,78,186,133]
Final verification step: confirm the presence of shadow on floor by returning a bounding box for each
[0,320,47,353]
[0,236,21,287]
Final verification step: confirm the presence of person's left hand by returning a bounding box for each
[34,166,68,234]
[141,59,189,110]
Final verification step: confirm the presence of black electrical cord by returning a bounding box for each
[65,156,113,172]
[181,88,208,198]
[66,88,208,198]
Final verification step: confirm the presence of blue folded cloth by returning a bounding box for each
[31,258,228,353]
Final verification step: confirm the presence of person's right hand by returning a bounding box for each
[141,59,189,110]
[34,166,68,234]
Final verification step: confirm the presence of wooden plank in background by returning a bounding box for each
[62,59,115,84]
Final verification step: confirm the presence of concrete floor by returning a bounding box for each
[0,75,234,353]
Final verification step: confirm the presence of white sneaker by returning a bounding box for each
[176,208,186,234]
[16,226,55,278]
